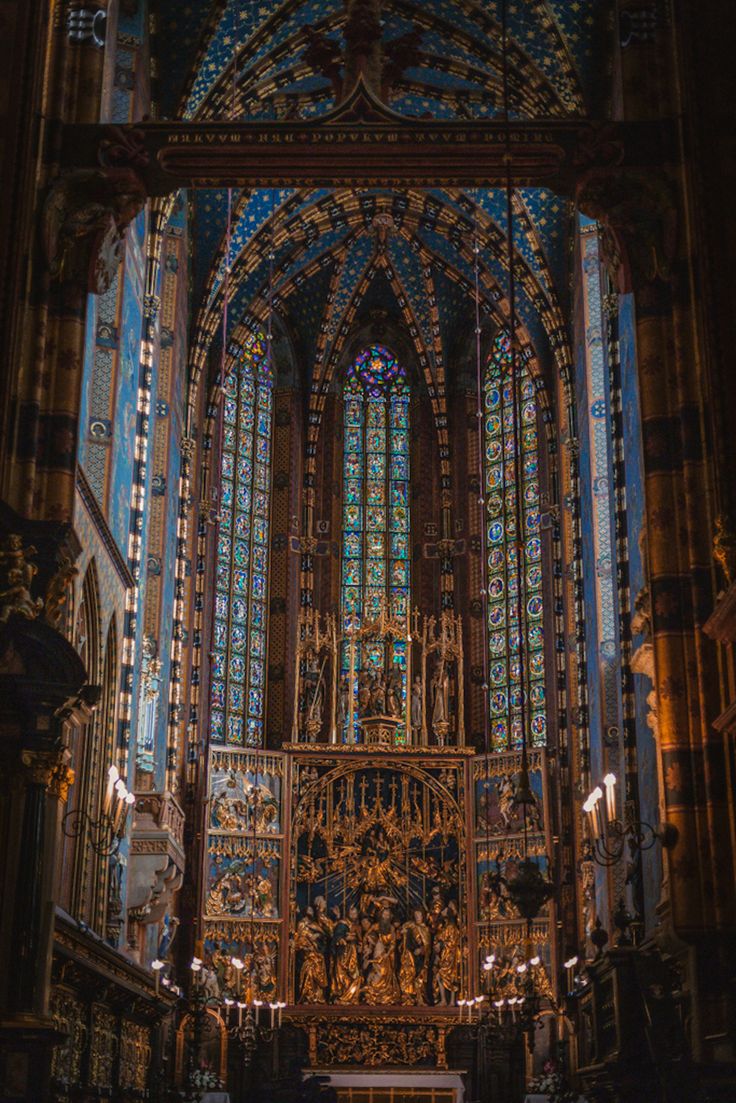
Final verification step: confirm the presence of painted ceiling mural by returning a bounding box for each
[159,0,611,423]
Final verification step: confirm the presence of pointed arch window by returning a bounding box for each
[484,331,545,751]
[340,344,410,714]
[210,332,273,748]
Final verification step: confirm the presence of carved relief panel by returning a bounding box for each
[289,749,471,1009]
[203,750,284,1002]
[473,749,555,996]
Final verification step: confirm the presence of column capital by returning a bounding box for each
[43,129,148,295]
[575,166,678,294]
[20,749,75,802]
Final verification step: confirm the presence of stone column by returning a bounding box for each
[0,606,88,1101]
[9,749,74,1019]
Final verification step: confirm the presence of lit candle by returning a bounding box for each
[254,999,262,1025]
[278,1001,285,1028]
[603,773,617,823]
[231,956,244,995]
[152,959,164,995]
[270,1002,277,1029]
[224,998,233,1022]
[583,786,604,839]
[104,765,119,816]
[238,1001,245,1027]
[458,998,466,1020]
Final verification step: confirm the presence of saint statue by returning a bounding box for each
[255,950,277,1003]
[363,908,401,1005]
[432,901,462,1006]
[330,905,362,1004]
[399,908,432,1005]
[295,906,330,1003]
[386,675,400,718]
[431,660,448,729]
[337,674,349,729]
[358,672,371,718]
[308,675,325,728]
[410,675,422,733]
[427,884,444,932]
[370,673,386,716]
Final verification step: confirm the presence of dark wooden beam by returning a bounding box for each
[60,82,676,196]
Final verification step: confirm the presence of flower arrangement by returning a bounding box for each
[190,1065,223,1093]
[528,1059,577,1102]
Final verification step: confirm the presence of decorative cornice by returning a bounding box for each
[282,742,476,758]
[702,581,736,644]
[53,909,176,1013]
[76,467,134,589]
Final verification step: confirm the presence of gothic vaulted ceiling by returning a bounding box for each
[154,0,611,389]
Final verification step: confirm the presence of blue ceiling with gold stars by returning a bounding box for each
[160,1,610,386]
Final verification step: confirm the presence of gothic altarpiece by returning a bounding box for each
[201,611,554,1071]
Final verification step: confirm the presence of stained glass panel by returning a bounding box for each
[340,345,410,739]
[209,331,272,747]
[484,332,545,750]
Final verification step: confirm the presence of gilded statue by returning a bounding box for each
[331,905,362,1004]
[358,672,372,717]
[370,673,386,715]
[410,675,422,734]
[399,909,431,1005]
[0,535,43,623]
[433,902,462,1006]
[255,951,278,1002]
[363,907,401,1005]
[426,884,444,932]
[337,674,349,730]
[713,514,736,588]
[295,906,330,1003]
[431,657,451,744]
[386,675,401,718]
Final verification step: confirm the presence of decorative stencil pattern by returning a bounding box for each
[210,333,273,748]
[484,332,545,750]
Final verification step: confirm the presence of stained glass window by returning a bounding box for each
[210,332,272,748]
[484,331,545,751]
[341,345,410,737]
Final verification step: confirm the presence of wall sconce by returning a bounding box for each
[63,764,135,856]
[583,772,675,867]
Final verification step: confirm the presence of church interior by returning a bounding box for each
[1,2,735,1101]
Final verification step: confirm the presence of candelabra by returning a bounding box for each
[223,994,286,1067]
[189,956,287,1071]
[582,772,675,867]
[62,764,135,856]
[479,949,550,1053]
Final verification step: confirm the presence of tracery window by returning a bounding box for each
[484,331,545,751]
[210,332,273,748]
[340,344,410,727]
